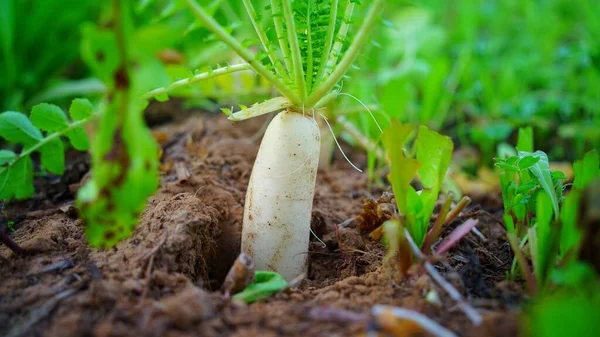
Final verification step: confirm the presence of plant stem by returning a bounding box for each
[9,119,89,166]
[422,194,454,254]
[508,233,537,295]
[240,0,288,81]
[270,0,294,76]
[304,2,315,94]
[314,0,338,87]
[281,0,306,100]
[317,0,354,85]
[444,196,471,224]
[306,0,383,107]
[183,0,301,104]
[141,63,252,100]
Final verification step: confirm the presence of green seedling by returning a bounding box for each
[142,0,384,281]
[0,99,93,200]
[381,122,474,277]
[233,271,288,304]
[495,126,600,292]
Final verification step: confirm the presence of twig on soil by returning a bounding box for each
[306,306,367,323]
[371,305,458,337]
[444,196,471,224]
[175,161,191,184]
[305,305,457,337]
[24,257,74,278]
[138,234,168,306]
[138,254,155,306]
[0,221,25,256]
[7,287,79,337]
[470,227,487,242]
[141,234,168,262]
[404,228,483,326]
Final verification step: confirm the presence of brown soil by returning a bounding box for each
[1,109,521,337]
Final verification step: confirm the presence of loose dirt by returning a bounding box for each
[1,107,521,337]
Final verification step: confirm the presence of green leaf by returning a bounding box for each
[417,125,454,189]
[520,151,560,220]
[0,150,16,165]
[516,126,534,152]
[526,286,600,337]
[415,125,453,245]
[573,150,600,190]
[382,122,419,214]
[39,138,65,174]
[504,214,515,234]
[0,156,34,200]
[495,162,518,172]
[0,111,43,146]
[66,127,90,151]
[550,262,597,287]
[518,155,540,170]
[69,98,94,121]
[559,192,581,258]
[30,103,69,132]
[232,271,288,304]
[516,181,538,194]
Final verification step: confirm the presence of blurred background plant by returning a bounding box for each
[3,0,597,164]
[0,0,102,112]
[339,0,599,166]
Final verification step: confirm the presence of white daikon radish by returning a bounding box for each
[151,0,384,279]
[241,111,320,280]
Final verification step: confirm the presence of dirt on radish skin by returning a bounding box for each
[0,109,520,337]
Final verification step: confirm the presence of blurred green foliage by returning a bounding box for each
[0,0,101,111]
[342,0,600,162]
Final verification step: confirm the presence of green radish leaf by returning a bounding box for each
[232,271,288,304]
[520,151,560,220]
[0,150,16,165]
[0,111,43,146]
[66,127,90,151]
[30,103,69,131]
[40,138,65,174]
[69,98,94,121]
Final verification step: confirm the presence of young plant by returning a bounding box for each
[495,127,600,292]
[0,99,93,200]
[380,122,469,277]
[143,0,384,280]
